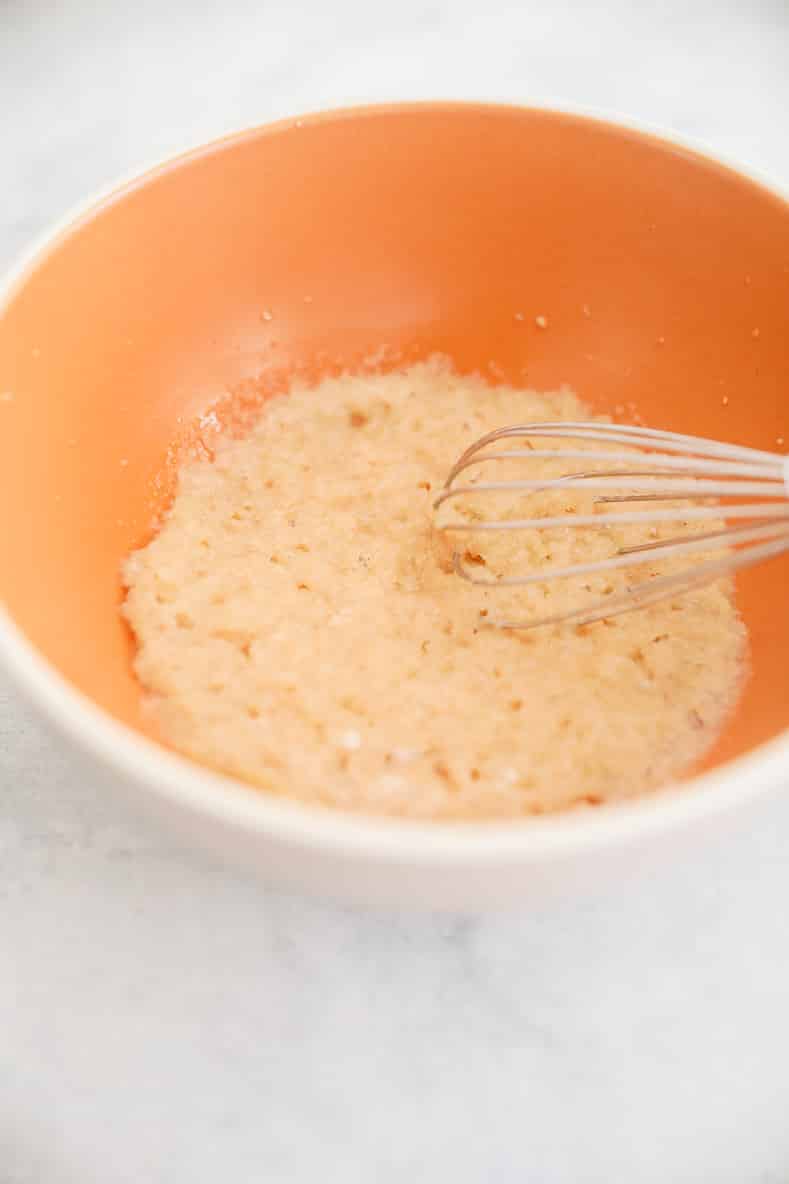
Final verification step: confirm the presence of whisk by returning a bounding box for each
[434,423,789,629]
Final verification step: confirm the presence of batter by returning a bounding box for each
[122,359,746,820]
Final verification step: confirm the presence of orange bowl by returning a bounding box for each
[1,103,788,905]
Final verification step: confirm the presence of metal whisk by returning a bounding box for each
[434,423,789,629]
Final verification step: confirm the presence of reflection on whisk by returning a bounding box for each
[434,423,789,629]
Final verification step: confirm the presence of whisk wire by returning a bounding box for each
[436,421,789,629]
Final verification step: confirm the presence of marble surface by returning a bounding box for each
[3,2,789,1181]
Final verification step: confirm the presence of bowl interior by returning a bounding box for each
[2,104,788,779]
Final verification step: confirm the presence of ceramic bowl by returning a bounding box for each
[2,103,788,906]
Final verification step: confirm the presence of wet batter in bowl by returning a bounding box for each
[122,359,746,820]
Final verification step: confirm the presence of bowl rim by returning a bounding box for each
[2,98,788,868]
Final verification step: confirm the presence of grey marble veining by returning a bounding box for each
[2,2,789,1181]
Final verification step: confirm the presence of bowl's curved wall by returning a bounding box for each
[1,104,788,770]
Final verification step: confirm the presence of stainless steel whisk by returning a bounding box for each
[434,423,789,629]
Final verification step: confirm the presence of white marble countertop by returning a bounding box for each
[3,2,789,1181]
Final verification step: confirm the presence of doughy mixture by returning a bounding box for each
[122,359,746,820]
